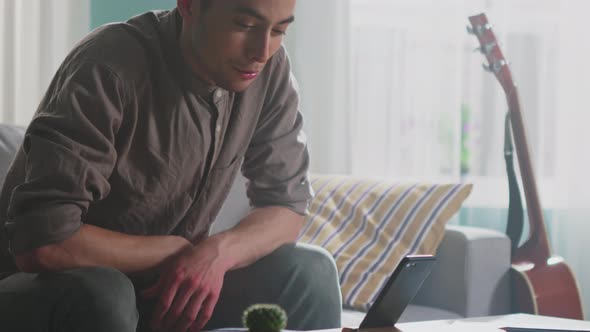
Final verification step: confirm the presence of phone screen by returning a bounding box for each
[359,255,436,329]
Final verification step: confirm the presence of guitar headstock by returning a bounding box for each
[468,13,515,94]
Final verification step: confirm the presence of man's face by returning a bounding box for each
[181,0,296,92]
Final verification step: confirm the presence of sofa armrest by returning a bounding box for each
[411,225,511,318]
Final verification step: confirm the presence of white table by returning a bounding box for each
[212,314,590,332]
[342,314,590,332]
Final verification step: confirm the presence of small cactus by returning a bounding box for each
[242,303,288,332]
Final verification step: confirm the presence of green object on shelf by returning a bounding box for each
[460,102,472,175]
[242,303,288,332]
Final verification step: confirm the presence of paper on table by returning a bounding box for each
[448,321,507,332]
[450,319,590,332]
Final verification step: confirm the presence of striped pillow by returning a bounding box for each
[298,174,472,311]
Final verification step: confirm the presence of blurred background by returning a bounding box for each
[2,0,590,318]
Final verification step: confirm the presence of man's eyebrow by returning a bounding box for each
[234,6,295,25]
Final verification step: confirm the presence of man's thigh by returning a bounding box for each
[205,242,342,330]
[0,267,138,332]
[0,272,54,331]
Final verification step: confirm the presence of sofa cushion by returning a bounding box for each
[298,175,472,311]
[0,124,25,187]
[0,124,25,278]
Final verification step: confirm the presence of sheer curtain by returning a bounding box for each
[0,0,90,126]
[285,0,352,174]
[288,0,590,318]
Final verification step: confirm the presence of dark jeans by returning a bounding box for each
[0,243,342,332]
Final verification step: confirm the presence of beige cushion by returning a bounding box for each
[298,174,472,311]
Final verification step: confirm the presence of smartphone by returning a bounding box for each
[359,255,436,329]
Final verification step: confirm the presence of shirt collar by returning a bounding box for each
[159,9,223,100]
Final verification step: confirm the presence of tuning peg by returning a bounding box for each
[467,23,493,36]
[482,60,507,73]
[475,41,498,54]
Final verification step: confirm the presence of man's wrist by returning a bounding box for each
[205,232,238,271]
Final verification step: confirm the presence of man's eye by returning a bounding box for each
[236,22,255,30]
[272,29,287,36]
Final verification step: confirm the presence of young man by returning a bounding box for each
[0,0,342,331]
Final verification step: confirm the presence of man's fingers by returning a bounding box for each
[189,293,219,332]
[171,312,196,332]
[186,287,210,322]
[162,277,202,331]
[150,270,185,330]
[169,287,209,332]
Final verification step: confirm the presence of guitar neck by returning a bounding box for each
[505,87,551,262]
[467,13,552,263]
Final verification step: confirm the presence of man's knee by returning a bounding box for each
[270,243,340,286]
[264,243,343,328]
[226,243,341,296]
[61,266,138,332]
[215,243,342,329]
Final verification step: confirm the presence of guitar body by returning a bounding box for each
[468,13,585,320]
[511,260,583,319]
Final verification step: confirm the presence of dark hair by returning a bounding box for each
[180,0,211,12]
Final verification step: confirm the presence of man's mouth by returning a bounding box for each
[234,67,260,80]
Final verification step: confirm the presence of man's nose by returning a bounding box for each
[248,32,271,63]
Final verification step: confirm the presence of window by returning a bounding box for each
[346,0,583,208]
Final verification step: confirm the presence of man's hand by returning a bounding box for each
[141,237,230,332]
[141,207,303,332]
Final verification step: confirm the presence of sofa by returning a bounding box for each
[0,123,512,327]
[211,167,513,326]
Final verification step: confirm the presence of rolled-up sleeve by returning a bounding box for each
[242,47,314,216]
[5,61,124,254]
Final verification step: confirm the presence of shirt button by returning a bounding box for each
[216,124,221,133]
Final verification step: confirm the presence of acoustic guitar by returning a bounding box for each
[467,13,584,319]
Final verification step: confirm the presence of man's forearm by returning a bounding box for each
[14,224,192,274]
[210,206,305,271]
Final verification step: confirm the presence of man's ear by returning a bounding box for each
[177,0,192,18]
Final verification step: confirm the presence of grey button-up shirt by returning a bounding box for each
[0,9,313,263]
